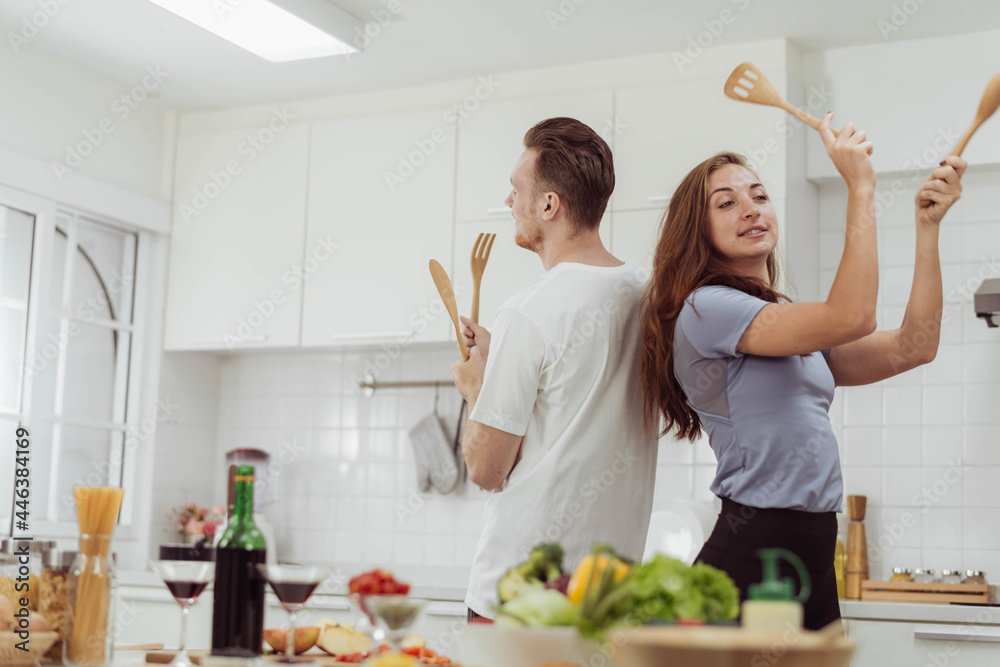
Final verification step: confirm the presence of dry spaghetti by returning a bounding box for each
[66,486,123,666]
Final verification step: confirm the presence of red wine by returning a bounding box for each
[166,580,209,600]
[270,580,321,605]
[211,546,267,657]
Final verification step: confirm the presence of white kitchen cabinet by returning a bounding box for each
[613,79,788,212]
[452,217,609,331]
[846,618,1000,667]
[451,223,544,330]
[610,198,787,283]
[301,111,455,346]
[164,122,310,351]
[455,92,614,223]
[610,209,663,277]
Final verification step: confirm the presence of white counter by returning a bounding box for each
[109,650,149,667]
[841,600,1000,625]
[120,570,468,603]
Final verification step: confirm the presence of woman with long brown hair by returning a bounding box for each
[640,114,965,629]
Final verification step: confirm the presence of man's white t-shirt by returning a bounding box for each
[464,262,658,618]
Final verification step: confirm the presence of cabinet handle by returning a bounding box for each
[194,335,268,343]
[330,332,413,341]
[914,627,1000,643]
[486,207,511,215]
[646,195,670,203]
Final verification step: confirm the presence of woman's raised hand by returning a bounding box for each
[916,155,966,226]
[819,112,875,192]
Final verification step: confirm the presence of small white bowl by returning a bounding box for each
[455,625,606,667]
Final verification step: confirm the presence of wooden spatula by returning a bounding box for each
[429,259,470,361]
[724,62,838,137]
[470,232,496,323]
[952,69,1000,157]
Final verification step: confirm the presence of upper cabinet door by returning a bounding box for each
[610,209,663,278]
[164,121,310,351]
[613,80,786,212]
[455,92,615,223]
[452,216,609,331]
[301,111,456,347]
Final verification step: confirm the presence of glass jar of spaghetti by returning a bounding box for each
[64,535,117,667]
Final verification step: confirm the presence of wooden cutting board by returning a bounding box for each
[146,649,362,665]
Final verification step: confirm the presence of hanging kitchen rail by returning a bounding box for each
[359,373,454,397]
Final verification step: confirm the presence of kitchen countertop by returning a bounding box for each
[129,572,1000,622]
[121,569,469,604]
[841,600,1000,625]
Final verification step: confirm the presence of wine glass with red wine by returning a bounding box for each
[258,564,332,663]
[151,560,216,667]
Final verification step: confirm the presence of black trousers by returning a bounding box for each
[694,497,841,631]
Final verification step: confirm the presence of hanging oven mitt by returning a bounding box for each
[408,412,458,493]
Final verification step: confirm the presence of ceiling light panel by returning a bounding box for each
[147,0,360,62]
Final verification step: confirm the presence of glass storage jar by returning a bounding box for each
[41,547,74,662]
[963,570,987,585]
[890,567,913,582]
[941,569,963,584]
[64,535,117,667]
[912,568,937,584]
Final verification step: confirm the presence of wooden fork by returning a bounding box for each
[470,232,496,323]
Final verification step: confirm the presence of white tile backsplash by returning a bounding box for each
[964,425,1000,465]
[921,426,962,466]
[922,385,964,425]
[883,426,920,466]
[844,427,882,466]
[882,386,922,426]
[844,386,883,426]
[819,175,1000,579]
[962,467,1000,508]
[207,346,489,578]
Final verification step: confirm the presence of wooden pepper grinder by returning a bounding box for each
[845,495,868,599]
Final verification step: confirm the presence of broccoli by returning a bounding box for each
[497,542,567,603]
[528,542,565,581]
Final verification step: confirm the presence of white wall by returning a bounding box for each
[0,40,173,202]
[147,352,223,561]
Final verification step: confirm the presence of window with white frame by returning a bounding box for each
[2,204,144,535]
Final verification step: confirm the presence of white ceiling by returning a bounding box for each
[1,0,998,110]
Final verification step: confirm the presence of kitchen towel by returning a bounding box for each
[408,411,460,493]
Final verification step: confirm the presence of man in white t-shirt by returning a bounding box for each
[450,117,658,621]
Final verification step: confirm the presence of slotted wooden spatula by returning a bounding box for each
[952,69,1000,157]
[724,62,838,137]
[429,259,470,361]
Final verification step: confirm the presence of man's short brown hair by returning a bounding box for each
[523,117,615,233]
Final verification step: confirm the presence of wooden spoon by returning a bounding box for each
[429,259,470,361]
[952,69,1000,157]
[724,62,838,137]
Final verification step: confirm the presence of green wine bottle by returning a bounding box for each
[211,465,267,657]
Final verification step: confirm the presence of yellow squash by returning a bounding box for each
[567,553,629,604]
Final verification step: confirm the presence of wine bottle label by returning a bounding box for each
[235,475,254,482]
